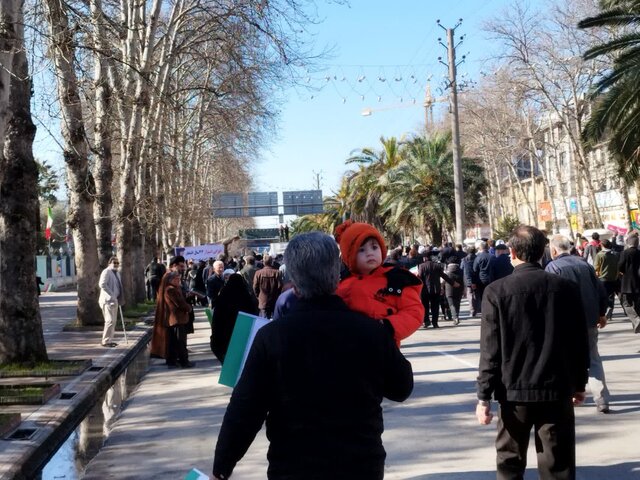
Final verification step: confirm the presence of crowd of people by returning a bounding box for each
[94,223,640,479]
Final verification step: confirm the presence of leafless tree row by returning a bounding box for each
[459,0,632,237]
[1,0,331,361]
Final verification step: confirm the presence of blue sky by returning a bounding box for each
[256,0,512,202]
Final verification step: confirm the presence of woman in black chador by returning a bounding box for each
[210,273,258,363]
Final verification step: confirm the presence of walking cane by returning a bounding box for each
[118,305,129,344]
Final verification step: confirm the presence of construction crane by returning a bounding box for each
[361,80,447,132]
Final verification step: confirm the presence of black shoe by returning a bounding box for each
[597,405,611,414]
[180,361,196,368]
[423,322,431,329]
[101,342,118,348]
[432,324,440,329]
[453,318,460,325]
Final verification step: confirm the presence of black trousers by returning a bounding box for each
[496,399,576,480]
[166,324,190,366]
[422,293,441,326]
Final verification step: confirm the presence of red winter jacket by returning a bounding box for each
[336,265,424,345]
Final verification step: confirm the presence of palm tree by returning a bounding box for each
[379,132,486,246]
[344,136,404,234]
[578,0,640,182]
[290,193,344,236]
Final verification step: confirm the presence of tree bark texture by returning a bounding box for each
[0,0,48,363]
[45,0,102,325]
[91,0,115,270]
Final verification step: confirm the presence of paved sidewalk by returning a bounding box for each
[81,302,640,480]
[0,290,152,480]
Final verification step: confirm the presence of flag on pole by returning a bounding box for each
[218,312,271,387]
[45,207,53,240]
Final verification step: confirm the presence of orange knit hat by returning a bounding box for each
[334,220,387,273]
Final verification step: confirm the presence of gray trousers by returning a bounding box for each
[621,293,640,333]
[588,326,610,407]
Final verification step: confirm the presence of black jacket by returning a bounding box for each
[618,246,640,294]
[417,260,454,296]
[477,263,589,403]
[213,295,413,479]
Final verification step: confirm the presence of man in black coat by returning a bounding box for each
[618,234,640,333]
[476,225,589,480]
[417,257,458,328]
[212,232,413,480]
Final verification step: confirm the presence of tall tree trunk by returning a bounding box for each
[0,0,48,362]
[91,0,114,269]
[116,0,163,308]
[45,0,102,325]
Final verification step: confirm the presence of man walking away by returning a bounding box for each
[476,226,589,480]
[594,239,620,320]
[145,257,166,301]
[98,256,125,347]
[472,240,495,312]
[252,254,282,319]
[546,235,611,414]
[212,232,413,479]
[492,244,514,281]
[461,246,479,317]
[583,232,601,266]
[618,234,640,333]
[417,256,458,328]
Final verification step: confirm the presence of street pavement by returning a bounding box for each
[78,299,640,480]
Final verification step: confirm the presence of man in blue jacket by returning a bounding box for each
[492,244,514,281]
[472,240,495,313]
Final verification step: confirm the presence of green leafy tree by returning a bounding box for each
[493,215,521,242]
[579,0,640,182]
[378,132,487,246]
[290,194,344,236]
[344,136,404,237]
[36,159,60,206]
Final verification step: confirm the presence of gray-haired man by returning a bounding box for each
[213,232,413,479]
[98,256,124,347]
[546,235,611,413]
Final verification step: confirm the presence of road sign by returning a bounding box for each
[248,192,278,216]
[282,190,323,215]
[212,193,244,218]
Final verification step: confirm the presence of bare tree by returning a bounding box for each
[0,0,48,362]
[484,0,610,229]
[44,0,102,325]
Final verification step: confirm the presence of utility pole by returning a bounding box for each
[312,170,323,190]
[438,19,466,245]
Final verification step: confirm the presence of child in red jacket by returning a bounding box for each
[334,220,425,345]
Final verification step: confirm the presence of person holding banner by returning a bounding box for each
[212,232,413,480]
